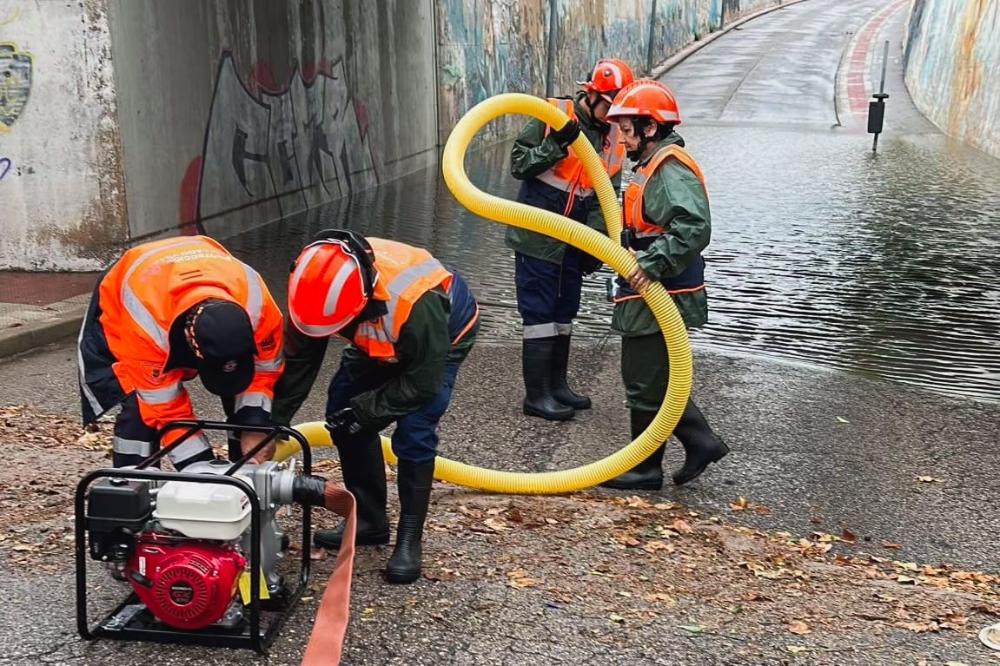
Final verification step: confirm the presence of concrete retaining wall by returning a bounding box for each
[437,0,778,143]
[4,0,781,269]
[109,0,438,242]
[0,0,127,270]
[904,0,1000,158]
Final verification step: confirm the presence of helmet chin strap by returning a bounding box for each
[580,91,611,130]
[627,118,658,161]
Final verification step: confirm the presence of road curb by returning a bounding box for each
[0,301,87,360]
[650,0,809,79]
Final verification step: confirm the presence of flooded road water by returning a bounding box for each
[224,123,1000,403]
[221,0,1000,404]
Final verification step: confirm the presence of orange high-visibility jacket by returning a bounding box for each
[615,144,708,301]
[98,236,284,449]
[352,238,477,362]
[624,144,707,238]
[535,98,626,199]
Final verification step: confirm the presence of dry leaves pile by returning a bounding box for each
[0,405,113,569]
[4,404,1000,660]
[419,491,999,654]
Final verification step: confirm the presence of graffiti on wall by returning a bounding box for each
[903,0,1000,158]
[0,156,11,181]
[0,42,32,134]
[181,52,379,230]
[436,0,548,142]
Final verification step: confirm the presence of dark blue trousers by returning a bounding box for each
[325,358,462,465]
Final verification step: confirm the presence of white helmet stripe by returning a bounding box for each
[322,256,362,318]
[609,63,623,88]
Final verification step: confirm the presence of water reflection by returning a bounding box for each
[222,125,1000,402]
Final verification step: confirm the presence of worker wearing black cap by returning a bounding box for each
[78,236,285,468]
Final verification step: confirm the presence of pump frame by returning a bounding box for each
[75,421,313,654]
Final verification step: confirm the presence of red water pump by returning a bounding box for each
[126,533,246,630]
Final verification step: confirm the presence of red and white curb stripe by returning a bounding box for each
[836,0,911,125]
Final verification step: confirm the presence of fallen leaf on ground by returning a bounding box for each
[615,533,641,547]
[678,624,704,634]
[785,645,808,654]
[881,541,901,549]
[917,475,943,483]
[835,416,849,424]
[642,540,671,554]
[896,621,939,633]
[507,569,537,589]
[787,620,811,635]
[644,592,675,604]
[841,529,857,543]
[484,517,509,532]
[671,518,692,534]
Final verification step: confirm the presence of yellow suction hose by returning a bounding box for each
[275,93,693,494]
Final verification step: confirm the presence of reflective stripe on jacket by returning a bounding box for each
[616,145,708,301]
[95,235,284,445]
[353,238,479,361]
[535,98,625,201]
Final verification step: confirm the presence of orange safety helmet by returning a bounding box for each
[577,58,635,103]
[287,230,378,338]
[605,79,682,125]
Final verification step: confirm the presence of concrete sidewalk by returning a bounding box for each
[0,272,99,358]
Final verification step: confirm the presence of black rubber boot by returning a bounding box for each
[600,410,665,490]
[385,459,435,584]
[314,430,390,549]
[672,400,729,486]
[522,337,575,421]
[551,334,592,410]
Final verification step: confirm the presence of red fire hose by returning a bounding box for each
[300,482,357,665]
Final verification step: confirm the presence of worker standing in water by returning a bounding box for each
[600,80,729,489]
[508,58,634,421]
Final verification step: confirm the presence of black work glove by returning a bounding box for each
[579,253,603,275]
[549,119,581,148]
[326,407,363,441]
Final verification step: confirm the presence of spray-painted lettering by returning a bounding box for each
[0,157,11,181]
[181,53,378,230]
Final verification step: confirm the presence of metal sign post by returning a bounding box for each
[868,40,890,153]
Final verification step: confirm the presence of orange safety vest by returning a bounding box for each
[616,145,708,300]
[536,98,625,206]
[352,239,476,362]
[98,236,284,450]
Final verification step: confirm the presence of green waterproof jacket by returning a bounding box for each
[506,93,617,264]
[612,133,711,337]
[270,288,476,431]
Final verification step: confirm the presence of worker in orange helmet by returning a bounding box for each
[507,58,634,421]
[600,80,729,489]
[78,236,285,469]
[271,230,479,584]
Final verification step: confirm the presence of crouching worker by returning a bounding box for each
[78,236,285,469]
[271,230,479,584]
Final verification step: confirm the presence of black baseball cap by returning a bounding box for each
[191,300,257,396]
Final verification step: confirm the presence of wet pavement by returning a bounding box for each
[218,0,1000,403]
[2,0,1000,664]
